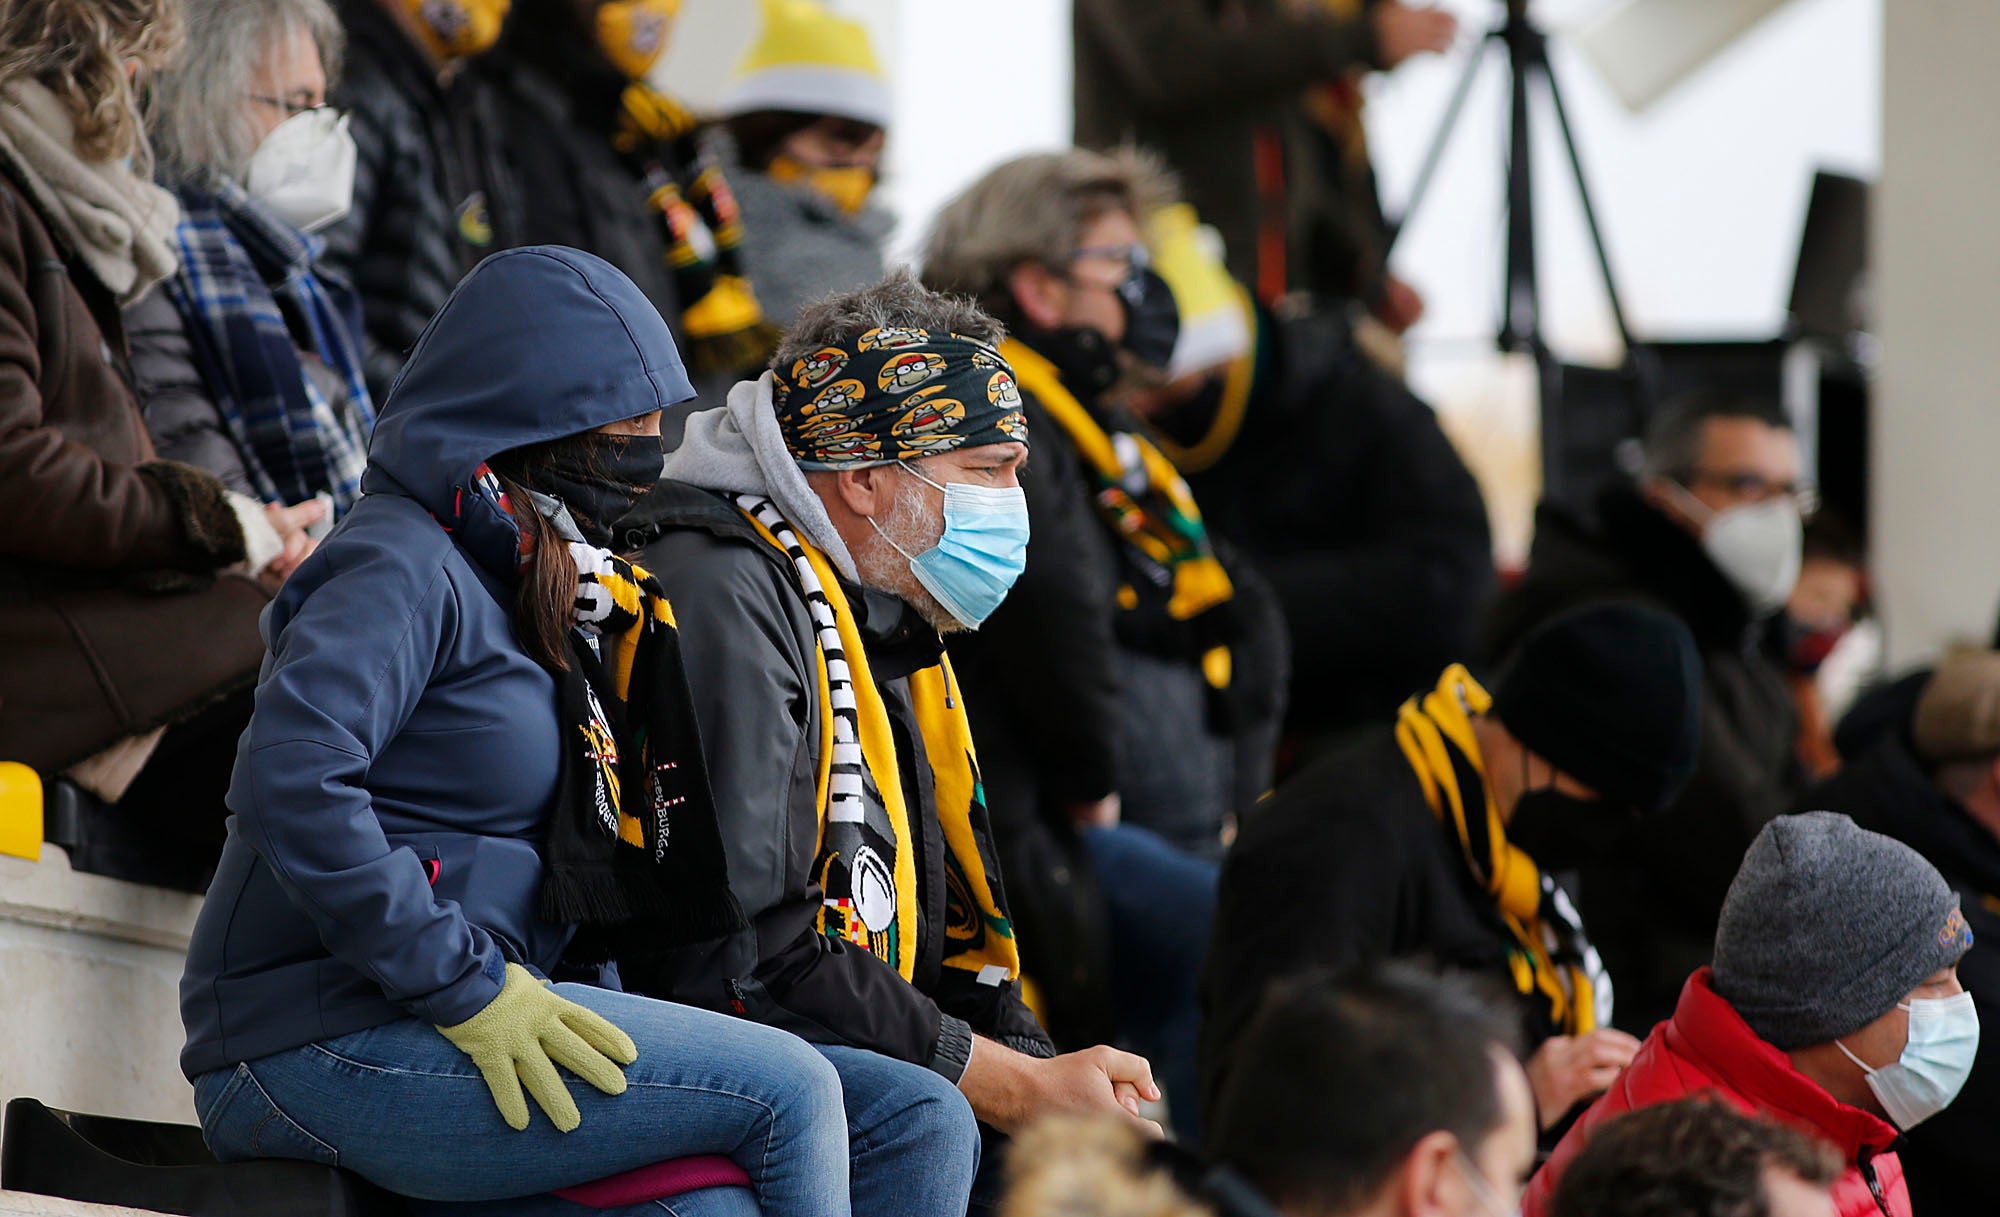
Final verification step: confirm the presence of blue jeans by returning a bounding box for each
[192,984,978,1217]
[1083,823,1220,1141]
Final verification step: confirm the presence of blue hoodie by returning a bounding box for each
[180,247,693,1077]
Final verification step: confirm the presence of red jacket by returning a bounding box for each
[1524,968,1908,1217]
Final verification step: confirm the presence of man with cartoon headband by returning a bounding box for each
[617,270,1162,1212]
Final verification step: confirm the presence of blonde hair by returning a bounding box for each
[1001,1118,1215,1217]
[0,0,186,162]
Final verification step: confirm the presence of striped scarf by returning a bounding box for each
[1394,665,1611,1035]
[161,177,373,513]
[1003,338,1238,691]
[737,494,1020,989]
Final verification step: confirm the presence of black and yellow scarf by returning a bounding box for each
[1394,665,1609,1034]
[736,495,1020,989]
[540,541,746,950]
[1002,338,1238,692]
[614,84,778,375]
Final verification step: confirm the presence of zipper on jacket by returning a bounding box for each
[1858,1157,1891,1217]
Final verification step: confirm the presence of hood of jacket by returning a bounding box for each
[362,244,692,570]
[661,372,859,579]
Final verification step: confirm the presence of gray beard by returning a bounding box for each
[854,481,961,634]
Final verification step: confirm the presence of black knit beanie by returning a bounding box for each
[1490,601,1702,814]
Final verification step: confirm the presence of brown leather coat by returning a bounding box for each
[0,160,267,774]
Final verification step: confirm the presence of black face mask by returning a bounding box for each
[530,432,664,545]
[1025,323,1122,399]
[1116,265,1181,371]
[1507,788,1633,873]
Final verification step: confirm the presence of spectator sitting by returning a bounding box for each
[0,0,316,846]
[1202,603,1702,1134]
[1770,514,1868,781]
[1002,965,1538,1217]
[323,0,520,400]
[1140,201,1493,755]
[1549,1099,1840,1217]
[130,0,376,522]
[1487,391,1810,1032]
[1801,650,2000,1213]
[618,271,1158,1213]
[481,0,776,397]
[924,149,1291,1136]
[177,245,933,1212]
[1522,812,1978,1217]
[717,0,893,329]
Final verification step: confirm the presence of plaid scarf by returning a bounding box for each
[161,178,374,512]
[1394,665,1611,1035]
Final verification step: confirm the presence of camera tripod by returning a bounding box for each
[1385,0,1657,496]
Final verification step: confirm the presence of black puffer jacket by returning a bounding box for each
[1178,309,1492,743]
[1487,484,1800,1033]
[1803,728,2000,1216]
[323,0,520,401]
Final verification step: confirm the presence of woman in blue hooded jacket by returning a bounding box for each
[177,246,979,1216]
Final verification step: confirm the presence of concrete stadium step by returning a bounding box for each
[0,1192,166,1217]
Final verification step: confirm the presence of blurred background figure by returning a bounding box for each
[0,0,314,870]
[1772,513,1870,781]
[1073,0,1454,326]
[1138,200,1492,760]
[132,0,376,522]
[1548,1099,1840,1217]
[717,0,892,329]
[323,0,519,399]
[483,0,776,404]
[1488,391,1809,1034]
[1803,650,2000,1215]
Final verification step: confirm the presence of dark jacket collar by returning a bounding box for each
[1594,483,1762,648]
[336,0,445,103]
[1669,968,1902,1163]
[622,480,945,678]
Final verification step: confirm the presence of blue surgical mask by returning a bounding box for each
[870,461,1030,630]
[1836,991,1980,1129]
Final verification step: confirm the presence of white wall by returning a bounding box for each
[1872,1,2000,666]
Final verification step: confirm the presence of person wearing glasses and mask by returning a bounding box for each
[1487,392,1815,1035]
[922,149,1290,1139]
[130,0,374,525]
[1203,603,1701,1140]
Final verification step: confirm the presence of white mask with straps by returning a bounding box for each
[245,108,356,233]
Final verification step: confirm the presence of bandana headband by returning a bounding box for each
[773,327,1028,469]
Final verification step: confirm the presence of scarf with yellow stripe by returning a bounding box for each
[736,494,1020,989]
[1394,665,1611,1035]
[539,537,747,952]
[1002,338,1240,695]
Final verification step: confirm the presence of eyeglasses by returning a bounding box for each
[249,95,341,121]
[1683,468,1821,518]
[1068,242,1151,275]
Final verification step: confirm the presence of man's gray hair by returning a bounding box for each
[772,268,1005,372]
[919,147,1175,326]
[148,0,345,186]
[1639,390,1794,482]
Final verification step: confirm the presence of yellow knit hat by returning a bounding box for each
[1147,203,1254,380]
[720,0,892,129]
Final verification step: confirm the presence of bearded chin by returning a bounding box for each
[856,483,963,634]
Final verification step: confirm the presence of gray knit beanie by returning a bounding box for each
[1712,812,1972,1050]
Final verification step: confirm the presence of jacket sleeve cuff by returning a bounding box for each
[423,949,509,1028]
[926,1013,975,1084]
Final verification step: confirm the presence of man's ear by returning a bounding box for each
[1399,1130,1461,1217]
[835,463,897,521]
[1007,260,1069,332]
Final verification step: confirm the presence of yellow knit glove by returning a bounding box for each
[436,963,639,1132]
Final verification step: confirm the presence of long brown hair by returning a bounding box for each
[0,0,186,162]
[488,443,582,674]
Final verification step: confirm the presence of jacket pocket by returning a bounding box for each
[193,1062,339,1167]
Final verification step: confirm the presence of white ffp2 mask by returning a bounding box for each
[245,108,356,234]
